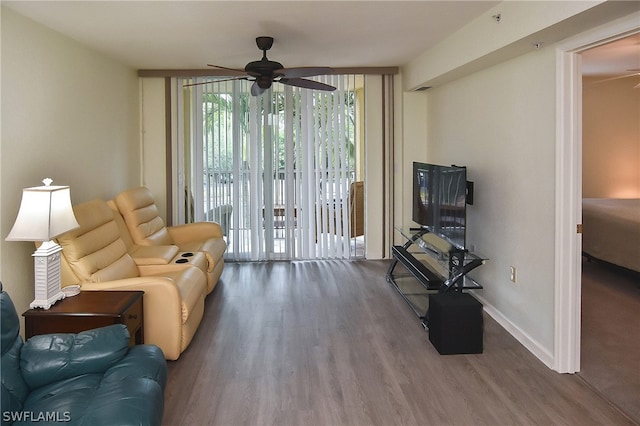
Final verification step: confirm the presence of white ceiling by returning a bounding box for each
[3,1,499,70]
[4,1,638,77]
[582,33,640,77]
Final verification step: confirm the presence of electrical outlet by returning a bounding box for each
[510,266,517,283]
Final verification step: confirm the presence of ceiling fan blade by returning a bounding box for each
[207,64,248,76]
[279,78,336,91]
[275,67,335,78]
[251,82,267,96]
[590,72,640,85]
[183,76,249,87]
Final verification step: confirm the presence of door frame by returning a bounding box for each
[554,13,640,374]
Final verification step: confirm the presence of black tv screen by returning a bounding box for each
[412,162,467,249]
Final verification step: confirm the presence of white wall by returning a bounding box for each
[399,2,639,367]
[395,91,427,236]
[0,7,140,322]
[583,76,640,198]
[425,48,558,358]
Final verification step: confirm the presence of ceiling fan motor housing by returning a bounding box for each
[245,35,284,83]
[245,59,284,79]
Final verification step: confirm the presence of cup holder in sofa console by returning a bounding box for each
[172,252,207,273]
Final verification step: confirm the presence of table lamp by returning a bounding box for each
[6,178,80,309]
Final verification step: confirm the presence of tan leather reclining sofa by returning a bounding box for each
[54,189,226,360]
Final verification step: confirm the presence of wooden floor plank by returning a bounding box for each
[163,260,633,425]
[580,258,640,423]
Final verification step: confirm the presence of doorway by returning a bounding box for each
[554,14,639,374]
[555,16,639,422]
[578,34,640,422]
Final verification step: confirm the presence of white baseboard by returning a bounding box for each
[475,293,555,369]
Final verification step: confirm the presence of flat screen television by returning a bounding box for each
[412,162,468,250]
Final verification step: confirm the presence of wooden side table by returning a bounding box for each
[23,290,144,346]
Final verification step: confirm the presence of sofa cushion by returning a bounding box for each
[22,374,103,421]
[106,199,137,250]
[78,376,165,426]
[21,371,165,426]
[20,325,130,390]
[115,187,173,246]
[78,345,166,426]
[57,200,139,282]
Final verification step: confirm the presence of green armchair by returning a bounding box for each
[1,283,167,425]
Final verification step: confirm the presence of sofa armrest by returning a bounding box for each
[80,277,185,360]
[103,344,167,389]
[20,324,129,389]
[79,345,167,426]
[168,222,223,244]
[129,244,180,265]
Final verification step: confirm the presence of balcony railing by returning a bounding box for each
[200,169,363,259]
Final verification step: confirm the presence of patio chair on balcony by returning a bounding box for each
[349,181,364,238]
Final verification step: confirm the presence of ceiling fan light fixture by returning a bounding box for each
[257,76,272,89]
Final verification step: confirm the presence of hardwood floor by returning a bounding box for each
[580,258,640,423]
[163,260,634,425]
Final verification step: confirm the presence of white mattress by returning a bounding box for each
[582,198,640,272]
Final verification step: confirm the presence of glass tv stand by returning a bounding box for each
[386,227,486,323]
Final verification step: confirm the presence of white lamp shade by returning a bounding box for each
[6,184,80,242]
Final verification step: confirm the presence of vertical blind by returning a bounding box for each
[175,74,364,261]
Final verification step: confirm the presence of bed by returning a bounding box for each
[582,198,640,272]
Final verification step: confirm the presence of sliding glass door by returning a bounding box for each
[176,75,365,261]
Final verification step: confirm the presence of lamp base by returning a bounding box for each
[30,292,66,310]
[30,240,66,310]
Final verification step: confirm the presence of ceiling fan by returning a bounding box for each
[190,36,337,96]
